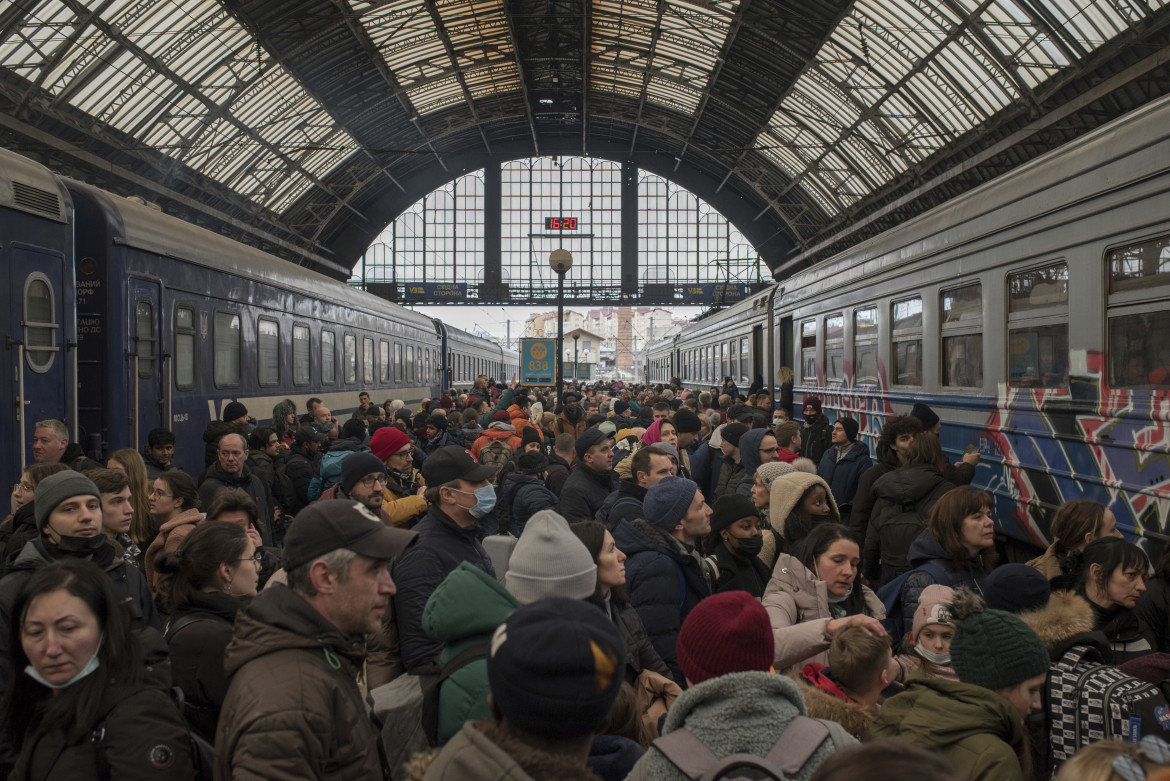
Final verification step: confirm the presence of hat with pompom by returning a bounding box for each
[948,588,1050,691]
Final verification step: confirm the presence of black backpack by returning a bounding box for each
[91,684,215,781]
[654,715,830,780]
[871,483,948,587]
[273,456,306,518]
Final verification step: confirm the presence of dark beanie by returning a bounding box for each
[838,416,859,442]
[517,451,550,475]
[35,471,102,530]
[721,422,748,447]
[948,589,1050,692]
[340,453,387,494]
[673,408,701,434]
[223,401,248,422]
[644,476,698,532]
[520,426,543,449]
[677,591,774,685]
[911,402,940,430]
[982,564,1051,614]
[710,493,761,536]
[487,597,625,738]
[614,400,630,416]
[342,418,367,440]
[394,408,414,422]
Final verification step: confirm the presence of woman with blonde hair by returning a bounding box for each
[1055,736,1170,781]
[106,448,155,546]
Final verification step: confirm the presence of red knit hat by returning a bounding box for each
[676,591,774,685]
[370,426,411,463]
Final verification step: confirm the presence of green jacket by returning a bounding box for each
[870,677,1026,781]
[478,388,516,429]
[422,562,519,744]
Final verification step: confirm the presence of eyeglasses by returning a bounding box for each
[390,447,413,458]
[759,447,780,455]
[237,551,264,565]
[358,474,389,488]
[12,482,33,494]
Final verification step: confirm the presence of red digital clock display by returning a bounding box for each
[545,217,578,230]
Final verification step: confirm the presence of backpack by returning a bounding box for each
[162,612,233,742]
[877,560,949,642]
[91,684,215,781]
[653,714,830,780]
[871,489,945,586]
[309,449,356,500]
[1047,643,1170,771]
[477,440,512,480]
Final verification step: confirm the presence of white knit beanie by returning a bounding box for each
[504,510,598,605]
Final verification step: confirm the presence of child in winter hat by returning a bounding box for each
[894,584,958,682]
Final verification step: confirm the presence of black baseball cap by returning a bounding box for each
[282,500,417,571]
[294,424,327,444]
[420,445,497,485]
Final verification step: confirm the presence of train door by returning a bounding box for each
[778,316,793,374]
[752,325,763,384]
[10,246,69,472]
[128,277,163,452]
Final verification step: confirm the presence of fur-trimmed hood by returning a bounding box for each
[1017,590,1097,658]
[767,472,840,536]
[405,720,602,781]
[790,669,876,740]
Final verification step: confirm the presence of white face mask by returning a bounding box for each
[914,644,951,666]
[25,634,103,689]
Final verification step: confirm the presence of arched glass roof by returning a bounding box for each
[1,0,1165,276]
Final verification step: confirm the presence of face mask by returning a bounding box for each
[915,645,951,665]
[452,486,496,519]
[730,535,763,557]
[54,534,108,556]
[25,634,103,689]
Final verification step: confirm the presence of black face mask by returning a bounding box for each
[730,534,763,557]
[54,533,108,556]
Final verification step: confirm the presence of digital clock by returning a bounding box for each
[545,217,578,230]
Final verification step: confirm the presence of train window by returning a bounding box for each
[174,306,195,390]
[379,340,390,383]
[257,318,280,387]
[891,297,922,387]
[213,311,241,388]
[1108,234,1170,294]
[1108,235,1170,388]
[322,331,336,385]
[363,337,374,385]
[23,274,57,374]
[292,324,310,386]
[800,321,817,381]
[135,300,155,378]
[824,314,844,382]
[730,342,739,384]
[942,285,983,388]
[394,343,403,382]
[854,307,879,386]
[407,345,415,383]
[740,339,750,385]
[344,334,357,384]
[1008,264,1068,388]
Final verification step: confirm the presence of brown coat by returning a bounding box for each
[406,720,601,781]
[143,507,204,595]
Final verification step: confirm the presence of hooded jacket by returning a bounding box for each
[762,552,883,671]
[406,720,602,781]
[597,479,647,531]
[0,503,38,574]
[611,518,711,685]
[815,442,872,510]
[545,452,572,497]
[624,671,855,781]
[794,664,877,739]
[732,429,770,496]
[215,583,388,781]
[898,530,987,629]
[423,562,520,745]
[848,444,900,541]
[143,507,205,595]
[758,472,841,572]
[870,677,1028,781]
[862,465,954,585]
[560,463,617,523]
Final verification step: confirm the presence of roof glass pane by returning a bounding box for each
[358,0,449,89]
[645,76,702,115]
[465,62,521,99]
[406,75,467,114]
[0,1,80,79]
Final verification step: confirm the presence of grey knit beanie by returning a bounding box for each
[34,471,102,530]
[504,511,597,604]
[755,461,796,491]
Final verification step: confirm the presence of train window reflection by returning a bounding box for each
[801,320,817,381]
[1109,311,1170,389]
[23,275,55,374]
[942,284,982,323]
[854,307,879,386]
[943,334,983,387]
[363,338,375,385]
[213,312,240,388]
[257,319,279,387]
[1108,235,1170,294]
[380,340,390,383]
[174,306,195,390]
[322,331,336,385]
[344,334,357,385]
[1009,263,1068,313]
[825,314,844,382]
[135,300,155,378]
[891,297,922,387]
[1008,325,1068,388]
[292,325,310,386]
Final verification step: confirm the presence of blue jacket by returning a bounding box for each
[611,518,711,686]
[899,530,988,626]
[688,441,720,499]
[816,442,873,509]
[498,472,559,532]
[734,428,770,495]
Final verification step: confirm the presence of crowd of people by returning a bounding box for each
[2,375,1169,781]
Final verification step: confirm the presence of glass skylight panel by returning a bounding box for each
[406,75,466,114]
[466,62,521,99]
[645,76,701,114]
[0,0,78,77]
[361,1,449,89]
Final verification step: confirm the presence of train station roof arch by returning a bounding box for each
[1,0,1167,280]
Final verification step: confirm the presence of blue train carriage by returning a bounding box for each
[65,179,442,476]
[435,320,508,391]
[670,287,774,395]
[0,148,77,484]
[774,92,1170,554]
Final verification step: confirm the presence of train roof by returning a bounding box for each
[64,177,437,333]
[0,148,69,224]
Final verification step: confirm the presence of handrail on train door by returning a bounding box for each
[69,340,78,445]
[15,342,26,474]
[131,353,139,454]
[164,353,172,431]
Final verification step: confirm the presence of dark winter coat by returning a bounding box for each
[164,589,245,740]
[816,442,873,512]
[392,505,496,672]
[862,465,955,585]
[687,441,718,500]
[607,596,672,683]
[10,677,196,781]
[598,479,647,531]
[848,445,900,541]
[216,583,388,781]
[1089,599,1158,666]
[545,453,572,497]
[1135,577,1170,654]
[560,463,617,523]
[588,735,644,781]
[898,530,988,627]
[61,441,105,473]
[712,455,742,501]
[800,414,834,466]
[611,518,711,686]
[708,540,771,599]
[0,503,37,574]
[731,429,770,497]
[499,472,559,532]
[280,449,318,516]
[197,461,273,546]
[245,449,278,499]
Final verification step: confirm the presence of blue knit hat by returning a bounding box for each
[644,476,698,532]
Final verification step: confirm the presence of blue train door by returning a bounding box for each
[10,246,69,472]
[128,277,162,453]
